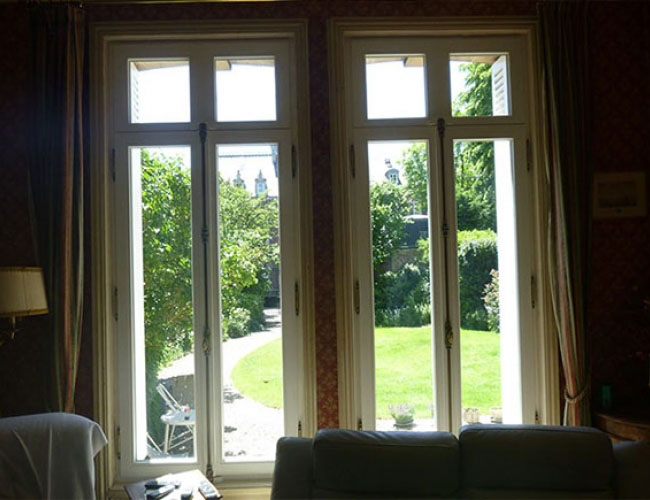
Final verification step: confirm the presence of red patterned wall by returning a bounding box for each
[588,1,650,409]
[1,0,647,427]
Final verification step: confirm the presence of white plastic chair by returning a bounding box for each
[156,383,196,454]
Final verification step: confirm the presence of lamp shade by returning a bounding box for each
[0,267,48,317]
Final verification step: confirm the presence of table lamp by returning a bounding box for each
[0,267,48,347]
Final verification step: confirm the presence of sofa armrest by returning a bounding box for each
[613,440,650,499]
[271,437,313,499]
[0,412,107,499]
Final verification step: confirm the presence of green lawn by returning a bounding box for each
[231,326,501,416]
[231,338,284,409]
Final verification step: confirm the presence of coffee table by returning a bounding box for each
[125,469,219,500]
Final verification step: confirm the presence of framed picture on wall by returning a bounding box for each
[593,171,647,219]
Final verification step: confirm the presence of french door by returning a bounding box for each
[338,32,539,433]
[108,31,310,480]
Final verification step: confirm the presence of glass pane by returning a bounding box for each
[368,140,435,431]
[450,54,510,117]
[130,146,196,462]
[366,55,427,120]
[217,143,283,461]
[215,57,276,122]
[129,60,190,123]
[453,138,518,425]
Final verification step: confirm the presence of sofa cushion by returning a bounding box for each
[459,424,615,498]
[612,440,650,499]
[271,437,313,499]
[313,429,459,498]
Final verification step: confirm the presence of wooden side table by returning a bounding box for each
[594,410,650,442]
[125,469,219,500]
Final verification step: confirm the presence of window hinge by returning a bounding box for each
[115,425,121,460]
[295,281,300,316]
[201,226,209,244]
[444,318,454,349]
[526,138,532,172]
[437,118,446,139]
[110,148,116,182]
[357,418,363,431]
[298,420,303,437]
[535,410,540,424]
[291,144,297,179]
[112,286,118,321]
[202,326,211,355]
[205,464,214,483]
[349,144,356,179]
[531,274,537,309]
[354,280,360,314]
[442,221,449,239]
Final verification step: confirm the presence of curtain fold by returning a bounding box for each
[29,4,86,413]
[539,1,592,426]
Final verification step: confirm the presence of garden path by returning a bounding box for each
[221,309,283,461]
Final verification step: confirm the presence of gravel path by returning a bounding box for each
[222,309,282,461]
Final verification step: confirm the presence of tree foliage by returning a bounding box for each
[141,151,194,376]
[453,62,496,232]
[453,63,493,117]
[457,229,498,330]
[141,150,194,444]
[400,143,428,215]
[399,62,496,232]
[219,178,278,337]
[370,181,412,273]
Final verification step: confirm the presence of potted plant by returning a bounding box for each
[389,403,415,428]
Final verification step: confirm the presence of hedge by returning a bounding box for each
[457,229,497,330]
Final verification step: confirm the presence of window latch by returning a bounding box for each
[354,280,360,314]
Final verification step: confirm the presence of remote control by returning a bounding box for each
[145,484,174,500]
[179,485,193,500]
[198,480,222,500]
[145,478,181,489]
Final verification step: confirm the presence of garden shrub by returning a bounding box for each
[223,307,251,339]
[457,229,497,331]
[375,263,430,327]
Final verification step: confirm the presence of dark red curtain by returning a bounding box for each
[29,4,86,413]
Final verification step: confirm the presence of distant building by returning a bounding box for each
[232,170,246,190]
[255,170,268,197]
[384,158,401,185]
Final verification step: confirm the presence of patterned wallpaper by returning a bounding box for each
[588,2,650,410]
[1,0,648,427]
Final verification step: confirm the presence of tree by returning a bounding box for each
[453,62,493,117]
[398,63,496,232]
[141,151,194,376]
[453,62,496,231]
[400,143,428,214]
[218,178,279,337]
[141,150,194,443]
[370,181,411,273]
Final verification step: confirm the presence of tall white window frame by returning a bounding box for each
[331,22,558,433]
[91,23,315,489]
